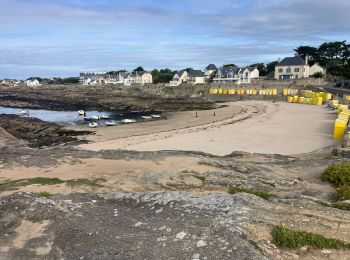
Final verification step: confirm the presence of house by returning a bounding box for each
[213,65,240,83]
[134,71,153,85]
[204,64,218,78]
[25,79,41,87]
[240,67,259,84]
[309,63,326,77]
[80,71,135,85]
[274,56,310,80]
[80,72,107,85]
[169,69,205,86]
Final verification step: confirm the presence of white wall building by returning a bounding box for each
[309,63,326,77]
[240,67,259,84]
[169,69,205,86]
[274,56,310,80]
[25,79,41,87]
[134,71,153,85]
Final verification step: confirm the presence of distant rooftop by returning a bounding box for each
[276,56,305,66]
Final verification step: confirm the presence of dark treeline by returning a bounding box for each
[294,41,350,78]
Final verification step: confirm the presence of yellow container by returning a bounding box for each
[317,97,323,106]
[293,96,298,103]
[223,89,228,95]
[334,120,348,140]
[283,89,288,96]
[272,89,278,95]
[209,88,213,94]
[338,104,348,114]
[288,96,293,103]
[229,89,235,95]
[298,97,304,104]
[252,89,257,95]
[218,88,223,94]
[212,88,218,94]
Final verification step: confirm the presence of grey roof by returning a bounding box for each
[218,66,240,76]
[178,69,204,78]
[135,71,148,76]
[276,56,305,66]
[205,64,218,70]
[245,67,256,72]
[187,69,204,77]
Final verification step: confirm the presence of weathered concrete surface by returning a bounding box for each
[0,192,267,260]
[1,191,350,260]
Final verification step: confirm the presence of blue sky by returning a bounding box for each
[0,0,349,79]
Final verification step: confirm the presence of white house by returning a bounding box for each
[309,63,326,77]
[274,56,310,80]
[25,79,41,87]
[204,64,218,78]
[169,69,205,86]
[240,67,259,84]
[134,71,153,85]
[213,65,240,83]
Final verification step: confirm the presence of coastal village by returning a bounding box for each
[1,6,350,258]
[0,55,329,88]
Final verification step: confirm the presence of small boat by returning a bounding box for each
[105,120,117,126]
[90,115,100,120]
[83,117,91,122]
[100,114,110,119]
[88,122,98,128]
[151,114,161,118]
[17,110,29,116]
[78,110,85,116]
[141,116,153,120]
[121,119,137,124]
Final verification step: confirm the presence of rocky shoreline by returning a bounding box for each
[0,115,91,148]
[0,85,215,112]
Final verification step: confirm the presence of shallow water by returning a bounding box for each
[0,106,161,126]
[0,106,110,125]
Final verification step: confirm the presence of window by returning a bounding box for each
[245,72,248,77]
[294,68,300,72]
[286,68,291,73]
[278,68,283,73]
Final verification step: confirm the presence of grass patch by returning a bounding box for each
[36,191,53,197]
[228,187,272,200]
[321,162,350,200]
[272,225,350,249]
[193,175,206,182]
[181,169,199,174]
[0,177,106,192]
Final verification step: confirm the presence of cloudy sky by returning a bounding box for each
[0,0,349,79]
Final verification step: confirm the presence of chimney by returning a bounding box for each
[305,55,309,65]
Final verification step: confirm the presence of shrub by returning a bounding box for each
[272,225,350,249]
[37,191,53,197]
[321,162,350,200]
[228,187,272,200]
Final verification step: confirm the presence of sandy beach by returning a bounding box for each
[80,101,337,156]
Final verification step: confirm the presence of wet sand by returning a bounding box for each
[80,101,337,156]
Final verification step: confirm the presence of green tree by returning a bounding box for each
[223,64,237,68]
[249,63,266,76]
[265,61,278,75]
[294,46,319,65]
[312,72,324,78]
[133,66,145,72]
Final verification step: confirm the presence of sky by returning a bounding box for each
[0,0,349,79]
